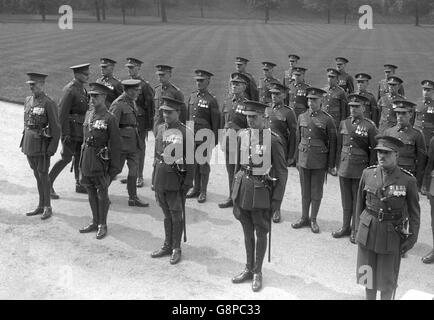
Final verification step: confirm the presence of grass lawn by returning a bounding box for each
[1,19,433,104]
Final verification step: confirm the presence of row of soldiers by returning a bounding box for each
[20,54,433,298]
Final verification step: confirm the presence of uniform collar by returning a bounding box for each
[72,78,84,88]
[351,116,362,124]
[309,109,320,117]
[375,165,400,188]
[397,123,410,132]
[165,120,181,129]
[197,89,209,96]
[162,82,172,90]
[34,91,46,100]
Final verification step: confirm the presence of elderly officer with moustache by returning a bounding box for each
[49,63,90,199]
[218,73,250,209]
[231,100,287,292]
[110,79,149,207]
[354,73,378,126]
[378,64,405,101]
[383,100,426,190]
[335,57,354,94]
[378,76,406,133]
[21,72,60,220]
[333,94,377,243]
[258,61,279,105]
[287,66,310,118]
[151,96,194,265]
[265,82,297,223]
[96,58,123,108]
[292,87,337,234]
[185,69,220,203]
[79,83,122,239]
[355,135,420,300]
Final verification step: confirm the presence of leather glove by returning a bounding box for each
[271,200,280,213]
[62,135,71,144]
[400,238,414,255]
[286,158,295,167]
[328,167,337,176]
[181,185,190,197]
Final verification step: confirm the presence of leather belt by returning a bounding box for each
[366,208,402,222]
[119,124,137,128]
[25,124,43,130]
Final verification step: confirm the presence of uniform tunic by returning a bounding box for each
[287,81,309,118]
[414,97,434,148]
[153,82,185,134]
[355,90,378,126]
[132,75,155,134]
[322,85,348,129]
[258,76,279,104]
[337,70,354,94]
[377,79,405,101]
[378,93,406,133]
[96,75,123,108]
[355,165,420,291]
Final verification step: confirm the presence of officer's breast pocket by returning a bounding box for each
[252,180,270,209]
[356,211,372,247]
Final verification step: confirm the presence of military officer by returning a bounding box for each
[258,61,279,104]
[282,54,300,90]
[79,83,122,239]
[292,87,337,233]
[335,57,354,94]
[109,79,149,207]
[265,82,297,223]
[354,73,378,126]
[378,64,405,100]
[21,72,60,220]
[185,69,220,203]
[322,68,348,130]
[96,58,123,108]
[355,135,420,300]
[218,73,249,209]
[119,58,155,188]
[287,66,309,118]
[414,80,434,149]
[153,65,185,136]
[233,57,259,101]
[49,63,90,199]
[333,94,377,243]
[231,100,288,292]
[151,96,194,265]
[378,76,406,133]
[422,136,434,264]
[383,100,427,189]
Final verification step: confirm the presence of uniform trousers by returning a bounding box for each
[49,139,82,185]
[298,167,326,219]
[339,177,360,230]
[27,155,51,207]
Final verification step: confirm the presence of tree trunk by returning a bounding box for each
[156,0,160,17]
[415,1,419,26]
[39,0,46,22]
[327,0,331,24]
[344,1,348,24]
[265,0,269,24]
[95,0,101,22]
[161,0,167,23]
[102,0,106,20]
[200,0,204,18]
[122,6,126,24]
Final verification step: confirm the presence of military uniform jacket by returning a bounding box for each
[154,82,186,130]
[80,109,121,178]
[153,121,194,192]
[383,124,427,186]
[378,93,405,132]
[355,90,378,126]
[242,71,259,101]
[21,92,60,156]
[265,103,297,161]
[377,79,405,100]
[221,94,248,131]
[231,128,288,211]
[187,89,220,145]
[109,93,142,154]
[96,75,123,107]
[282,68,294,89]
[296,109,337,170]
[337,117,377,179]
[414,97,434,148]
[132,75,155,132]
[423,136,434,192]
[58,79,89,141]
[337,71,354,94]
[287,81,309,118]
[258,76,279,104]
[355,165,420,254]
[322,85,348,129]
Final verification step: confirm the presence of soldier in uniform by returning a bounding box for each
[258,61,279,104]
[378,64,405,100]
[335,57,354,94]
[282,54,300,90]
[151,97,194,265]
[322,68,348,130]
[378,76,406,134]
[231,100,288,292]
[292,87,337,233]
[383,100,427,189]
[96,58,123,108]
[354,73,378,126]
[218,73,249,209]
[422,136,434,264]
[153,65,185,136]
[265,82,297,223]
[119,58,155,188]
[49,63,90,199]
[21,73,60,220]
[333,94,377,243]
[78,83,122,239]
[185,69,220,203]
[233,57,259,101]
[355,135,420,300]
[109,79,149,207]
[287,66,309,118]
[414,80,434,150]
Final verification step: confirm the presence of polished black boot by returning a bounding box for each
[96,224,107,239]
[197,173,209,203]
[26,207,44,216]
[232,268,253,283]
[292,199,310,228]
[349,230,356,244]
[218,198,233,208]
[332,209,352,238]
[310,200,321,233]
[252,273,263,292]
[170,219,183,264]
[272,209,281,223]
[80,187,99,233]
[186,188,200,198]
[422,232,434,264]
[50,186,60,199]
[40,206,52,220]
[127,176,149,207]
[151,218,173,258]
[170,248,182,265]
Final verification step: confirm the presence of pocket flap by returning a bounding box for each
[360,213,372,227]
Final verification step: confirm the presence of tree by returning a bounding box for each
[94,0,101,21]
[160,0,167,22]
